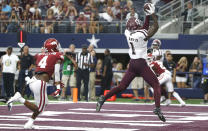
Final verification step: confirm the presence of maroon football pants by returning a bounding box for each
[105,58,161,108]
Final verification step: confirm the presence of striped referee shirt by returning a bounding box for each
[76,52,93,70]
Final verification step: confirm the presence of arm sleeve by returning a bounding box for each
[142,16,150,30]
[54,63,61,82]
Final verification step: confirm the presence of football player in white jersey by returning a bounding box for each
[151,39,163,61]
[96,3,166,122]
[147,53,186,107]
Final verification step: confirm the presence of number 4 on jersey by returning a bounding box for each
[38,56,48,68]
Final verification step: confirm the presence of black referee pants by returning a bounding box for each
[100,73,113,96]
[76,69,89,101]
[2,73,15,97]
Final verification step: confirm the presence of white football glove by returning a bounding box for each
[144,3,155,16]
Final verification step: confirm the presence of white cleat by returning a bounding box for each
[164,99,171,106]
[180,102,186,107]
[6,92,22,105]
[160,96,166,103]
[24,119,35,129]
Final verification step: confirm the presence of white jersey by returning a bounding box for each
[152,48,163,61]
[124,29,148,59]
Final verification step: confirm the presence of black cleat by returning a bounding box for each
[153,107,166,122]
[96,95,105,112]
[8,102,13,111]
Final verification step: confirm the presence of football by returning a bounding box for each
[144,3,150,12]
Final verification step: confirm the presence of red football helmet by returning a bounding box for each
[126,17,142,31]
[43,38,61,52]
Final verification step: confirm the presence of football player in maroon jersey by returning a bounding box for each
[96,3,166,122]
[7,38,65,129]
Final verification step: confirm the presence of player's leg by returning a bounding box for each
[166,80,186,106]
[158,73,172,106]
[24,80,48,129]
[139,60,165,122]
[96,68,136,112]
[141,65,161,108]
[144,83,151,102]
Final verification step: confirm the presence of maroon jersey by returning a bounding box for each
[149,61,165,76]
[35,52,64,78]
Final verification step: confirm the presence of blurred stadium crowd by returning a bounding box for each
[0,0,206,34]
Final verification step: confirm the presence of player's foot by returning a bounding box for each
[8,102,13,111]
[96,95,105,112]
[6,92,21,105]
[180,102,186,107]
[160,96,166,103]
[24,120,34,129]
[153,107,166,122]
[164,99,171,106]
[51,89,61,97]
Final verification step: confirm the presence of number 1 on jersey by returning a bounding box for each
[130,42,136,55]
[38,56,48,68]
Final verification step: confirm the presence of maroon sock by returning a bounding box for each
[153,84,161,108]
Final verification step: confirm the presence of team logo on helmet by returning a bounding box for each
[43,38,61,52]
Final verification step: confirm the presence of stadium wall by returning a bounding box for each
[0,34,207,54]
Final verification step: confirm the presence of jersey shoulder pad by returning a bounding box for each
[135,29,148,38]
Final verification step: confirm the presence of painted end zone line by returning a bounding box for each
[1,101,208,107]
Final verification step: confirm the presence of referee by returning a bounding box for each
[76,44,94,101]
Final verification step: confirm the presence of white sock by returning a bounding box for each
[56,84,60,90]
[173,92,185,104]
[28,118,35,124]
[19,97,26,104]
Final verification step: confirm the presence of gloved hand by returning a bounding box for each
[144,3,155,16]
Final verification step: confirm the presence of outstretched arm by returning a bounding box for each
[142,15,150,30]
[144,13,158,41]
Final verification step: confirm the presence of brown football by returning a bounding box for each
[144,3,150,12]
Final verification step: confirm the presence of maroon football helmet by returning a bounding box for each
[126,17,142,31]
[43,38,61,52]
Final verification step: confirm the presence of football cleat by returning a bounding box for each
[180,102,186,107]
[6,92,21,105]
[164,99,171,106]
[96,95,105,112]
[8,102,13,111]
[51,89,61,97]
[153,107,166,122]
[160,96,166,103]
[24,120,34,129]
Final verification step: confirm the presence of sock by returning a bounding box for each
[173,92,185,104]
[28,118,35,124]
[152,84,161,108]
[19,97,26,104]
